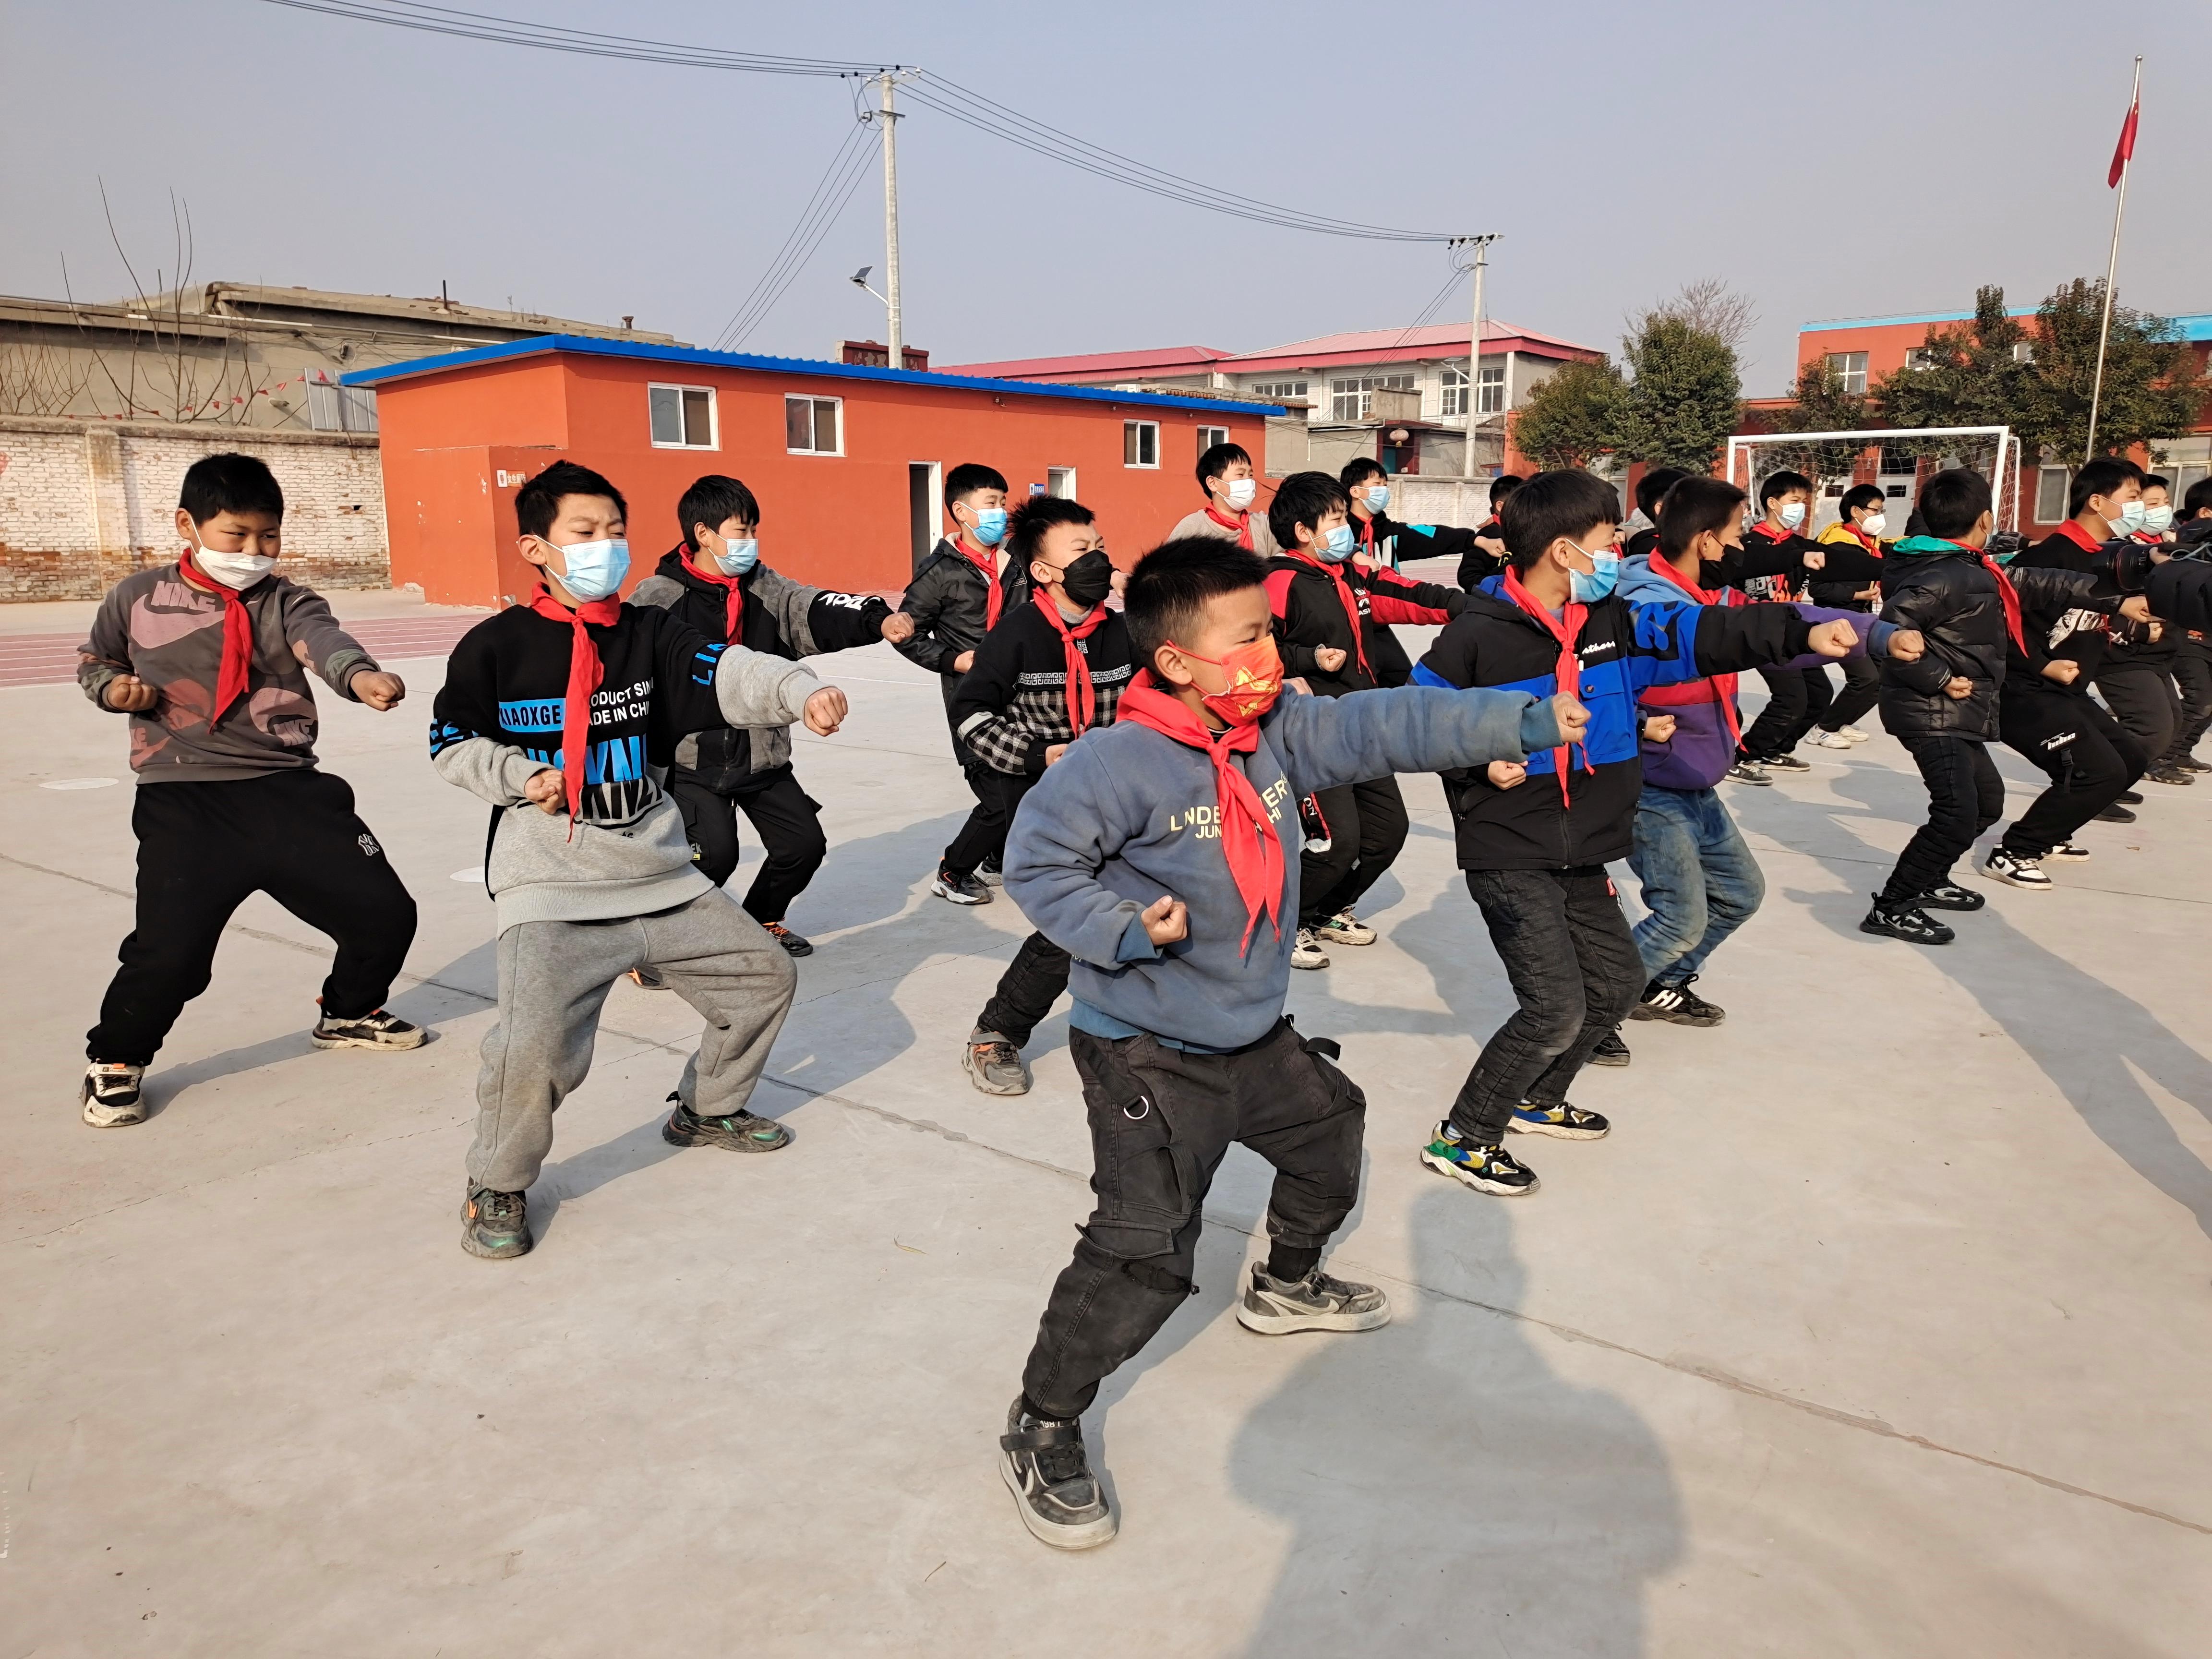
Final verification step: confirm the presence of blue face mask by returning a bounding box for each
[714,537,759,576]
[1317,523,1357,561]
[1363,484,1390,513]
[969,506,1010,547]
[547,536,629,601]
[1568,547,1621,604]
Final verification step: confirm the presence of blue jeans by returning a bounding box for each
[1627,785,1765,987]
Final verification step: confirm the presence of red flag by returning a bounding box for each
[2108,97,2138,187]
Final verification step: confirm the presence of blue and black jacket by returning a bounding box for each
[1413,577,1814,869]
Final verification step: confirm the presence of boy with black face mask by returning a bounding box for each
[952,497,1135,1094]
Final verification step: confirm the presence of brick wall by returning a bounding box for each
[0,416,388,601]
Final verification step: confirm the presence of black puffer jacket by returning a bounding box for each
[894,538,1031,676]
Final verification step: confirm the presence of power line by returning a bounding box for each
[714,122,883,350]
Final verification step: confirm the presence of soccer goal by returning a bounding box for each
[1724,425,2022,534]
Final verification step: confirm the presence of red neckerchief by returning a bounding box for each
[1938,540,2025,653]
[681,548,744,642]
[1356,512,1378,553]
[1845,524,1883,555]
[1285,546,1372,679]
[1647,553,1741,749]
[1498,566,1593,804]
[1203,505,1255,551]
[1034,590,1108,733]
[1749,519,1797,601]
[2054,518,2104,555]
[1115,673,1284,953]
[528,586,623,835]
[178,548,256,724]
[959,537,1005,629]
[2130,529,2164,544]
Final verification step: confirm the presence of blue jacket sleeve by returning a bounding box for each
[1627,599,1813,690]
[1001,743,1158,966]
[1267,684,1557,799]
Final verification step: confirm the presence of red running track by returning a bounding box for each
[0,614,491,689]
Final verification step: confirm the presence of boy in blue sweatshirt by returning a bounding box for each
[995,536,1578,1551]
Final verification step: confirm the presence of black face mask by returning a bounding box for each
[1052,548,1115,609]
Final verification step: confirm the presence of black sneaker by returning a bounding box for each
[311,1007,427,1050]
[1588,1027,1631,1067]
[2095,803,2137,822]
[80,1061,146,1128]
[2116,790,2144,805]
[762,921,813,957]
[2147,765,2195,786]
[1763,752,1813,772]
[461,1185,530,1259]
[977,854,1006,887]
[660,1093,793,1153]
[1507,1100,1611,1140]
[999,1397,1116,1550]
[1918,882,1986,911]
[931,862,992,905]
[1859,894,1954,946]
[1235,1264,1392,1335]
[1631,977,1723,1026]
[1420,1121,1539,1194]
[2179,756,2211,774]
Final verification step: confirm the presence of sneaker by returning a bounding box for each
[999,1397,1116,1550]
[461,1185,530,1259]
[1291,927,1330,970]
[2045,841,2092,861]
[1420,1122,1539,1195]
[962,1028,1033,1096]
[310,1007,426,1050]
[1805,729,1855,749]
[976,854,1006,887]
[1313,909,1376,946]
[1981,847,2053,890]
[1859,894,1954,946]
[763,921,814,957]
[1507,1101,1611,1140]
[1631,977,1723,1027]
[1235,1264,1392,1335]
[1588,1027,1631,1067]
[1836,724,1873,744]
[80,1062,146,1128]
[2116,790,2144,805]
[660,1093,793,1153]
[2147,765,2195,786]
[2179,755,2211,773]
[931,862,992,905]
[2095,803,2137,822]
[1917,882,1986,912]
[1763,751,1813,772]
[1724,760,1773,786]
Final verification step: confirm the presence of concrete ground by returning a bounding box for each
[4,601,2210,1657]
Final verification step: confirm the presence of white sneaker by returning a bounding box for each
[2045,841,2092,861]
[1981,847,2053,890]
[1807,729,1855,749]
[1313,909,1376,946]
[81,1062,147,1127]
[1837,724,1872,744]
[1291,927,1331,970]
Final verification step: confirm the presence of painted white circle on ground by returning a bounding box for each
[41,777,118,790]
[450,867,485,882]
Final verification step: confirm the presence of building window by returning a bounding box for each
[784,395,842,455]
[1477,364,1506,415]
[305,375,378,433]
[1328,373,1415,421]
[1440,365,1468,418]
[2036,466,2071,524]
[1825,351,1869,394]
[1123,420,1159,468]
[650,384,717,448]
[2012,341,2036,364]
[1903,348,1940,373]
[1196,424,1229,454]
[1047,467,1077,498]
[1249,380,1308,401]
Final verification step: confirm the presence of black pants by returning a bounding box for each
[1815,653,1882,733]
[669,765,827,926]
[1449,867,1644,1144]
[1022,1021,1365,1419]
[1999,690,2148,856]
[1298,774,1409,928]
[2165,645,2212,763]
[940,672,1014,878]
[88,770,418,1065]
[1883,737,2003,900]
[977,931,1072,1048]
[1740,667,1831,760]
[2096,662,2180,767]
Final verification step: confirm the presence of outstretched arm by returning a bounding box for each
[1269,681,1565,798]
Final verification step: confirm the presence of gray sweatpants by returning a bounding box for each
[467,889,800,1192]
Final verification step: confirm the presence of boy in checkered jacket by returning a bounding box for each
[949,495,1134,1094]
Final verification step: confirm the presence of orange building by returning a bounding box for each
[344,336,1280,606]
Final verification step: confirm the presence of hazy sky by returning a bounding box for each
[6,0,2208,395]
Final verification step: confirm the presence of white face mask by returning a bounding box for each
[2140,504,2174,535]
[192,540,276,589]
[2115,498,2148,530]
[1861,512,1888,538]
[1222,478,1258,512]
[1778,501,1807,530]
[1362,483,1390,513]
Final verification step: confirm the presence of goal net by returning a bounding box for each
[1724,425,2022,536]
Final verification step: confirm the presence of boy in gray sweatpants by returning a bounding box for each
[429,460,851,1259]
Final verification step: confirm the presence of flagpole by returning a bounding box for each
[2084,54,2142,464]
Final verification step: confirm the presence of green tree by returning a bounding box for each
[1617,314,1741,472]
[1761,357,1874,481]
[1513,356,1627,470]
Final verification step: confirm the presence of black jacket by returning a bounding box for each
[895,538,1031,675]
[1263,552,1465,697]
[948,599,1136,775]
[1716,523,1886,601]
[1457,515,1511,592]
[1353,509,1479,572]
[2011,525,2131,685]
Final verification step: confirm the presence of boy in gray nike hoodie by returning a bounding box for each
[991,535,1579,1551]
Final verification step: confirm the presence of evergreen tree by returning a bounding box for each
[1512,357,1628,470]
[1617,315,1742,472]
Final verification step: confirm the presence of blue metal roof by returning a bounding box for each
[340,333,1287,414]
[1804,307,2212,341]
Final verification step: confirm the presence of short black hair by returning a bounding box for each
[1007,494,1095,566]
[1124,537,1270,670]
[1838,482,1886,520]
[2140,473,2171,494]
[1759,469,1814,507]
[1339,457,1386,489]
[179,453,283,524]
[1196,441,1252,494]
[677,474,761,552]
[1634,466,1688,520]
[516,460,626,542]
[945,462,1008,505]
[1918,467,1992,539]
[2070,457,2136,518]
[1657,477,1747,561]
[1490,473,1526,509]
[2184,477,2212,519]
[1502,470,1621,571]
[1267,469,1348,551]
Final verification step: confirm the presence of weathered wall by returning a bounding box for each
[0,417,387,601]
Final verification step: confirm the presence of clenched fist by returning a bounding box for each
[1313,647,1348,673]
[879,612,916,644]
[2042,660,2081,686]
[524,767,567,814]
[1887,629,1925,663]
[1141,893,1188,945]
[1551,692,1590,745]
[1943,676,1975,700]
[101,674,159,712]
[1807,619,1858,658]
[349,669,407,710]
[803,687,849,735]
[1641,713,1677,743]
[1487,759,1528,789]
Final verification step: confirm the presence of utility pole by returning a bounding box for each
[878,70,905,367]
[1456,235,1497,483]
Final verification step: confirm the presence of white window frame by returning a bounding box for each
[2035,466,2071,524]
[649,382,719,449]
[2011,341,2037,364]
[1047,466,1077,499]
[1123,420,1160,469]
[784,394,844,457]
[1476,364,1506,416]
[1195,424,1229,454]
[1249,379,1308,401]
[1439,364,1468,418]
[1825,351,1869,394]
